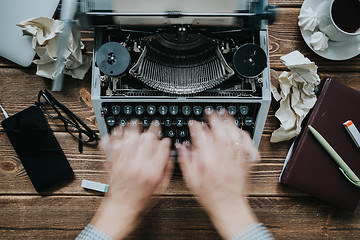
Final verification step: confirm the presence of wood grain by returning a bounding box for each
[0,196,358,240]
[0,131,298,196]
[1,1,360,239]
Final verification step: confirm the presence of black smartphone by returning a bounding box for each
[1,105,74,192]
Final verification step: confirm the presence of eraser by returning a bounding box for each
[343,120,360,148]
[81,179,109,193]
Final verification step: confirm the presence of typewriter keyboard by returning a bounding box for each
[101,102,260,145]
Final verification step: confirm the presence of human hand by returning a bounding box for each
[178,112,259,239]
[91,121,173,240]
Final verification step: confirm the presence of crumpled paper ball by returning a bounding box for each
[270,51,321,143]
[17,17,91,80]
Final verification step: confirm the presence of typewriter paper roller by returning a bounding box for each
[112,0,242,25]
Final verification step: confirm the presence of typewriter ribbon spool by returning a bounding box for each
[96,42,131,77]
[232,43,267,78]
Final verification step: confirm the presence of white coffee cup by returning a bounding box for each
[318,0,360,42]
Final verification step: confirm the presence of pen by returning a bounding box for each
[0,104,9,118]
[308,125,360,188]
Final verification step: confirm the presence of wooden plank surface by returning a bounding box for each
[1,196,359,240]
[1,1,360,239]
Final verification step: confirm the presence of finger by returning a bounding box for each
[177,143,195,185]
[110,125,125,139]
[223,113,244,144]
[147,120,163,139]
[124,119,142,136]
[156,159,175,193]
[104,126,125,152]
[122,133,141,163]
[205,112,231,144]
[237,129,254,146]
[152,138,172,169]
[177,142,192,170]
[139,132,164,159]
[102,135,124,163]
[188,120,209,150]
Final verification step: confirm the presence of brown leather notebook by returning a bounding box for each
[280,78,360,211]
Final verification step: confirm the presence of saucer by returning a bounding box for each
[300,0,360,61]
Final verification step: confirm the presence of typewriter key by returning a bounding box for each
[193,106,203,116]
[167,129,175,138]
[176,117,185,127]
[182,106,191,116]
[233,43,267,78]
[178,129,187,138]
[119,118,127,127]
[216,106,225,115]
[147,105,156,115]
[169,106,179,115]
[124,105,132,115]
[234,117,242,127]
[164,117,172,127]
[159,106,168,115]
[106,116,116,126]
[244,116,254,126]
[204,106,214,115]
[153,118,161,126]
[239,106,249,115]
[135,106,144,115]
[111,105,121,115]
[227,106,237,115]
[142,117,150,127]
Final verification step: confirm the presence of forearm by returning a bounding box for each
[90,199,140,240]
[205,198,258,240]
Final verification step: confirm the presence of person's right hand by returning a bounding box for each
[177,112,259,239]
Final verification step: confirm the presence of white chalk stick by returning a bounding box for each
[81,179,109,193]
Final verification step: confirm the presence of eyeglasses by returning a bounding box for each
[37,89,98,153]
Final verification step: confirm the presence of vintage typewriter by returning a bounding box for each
[78,0,276,148]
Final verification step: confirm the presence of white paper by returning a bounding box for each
[270,51,320,143]
[112,0,237,25]
[17,17,91,80]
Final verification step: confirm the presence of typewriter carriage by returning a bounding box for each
[81,0,275,148]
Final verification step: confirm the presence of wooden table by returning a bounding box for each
[1,1,360,239]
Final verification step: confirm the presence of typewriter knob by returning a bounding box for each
[233,43,267,78]
[96,42,131,77]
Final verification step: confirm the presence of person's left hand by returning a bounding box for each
[91,120,173,240]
